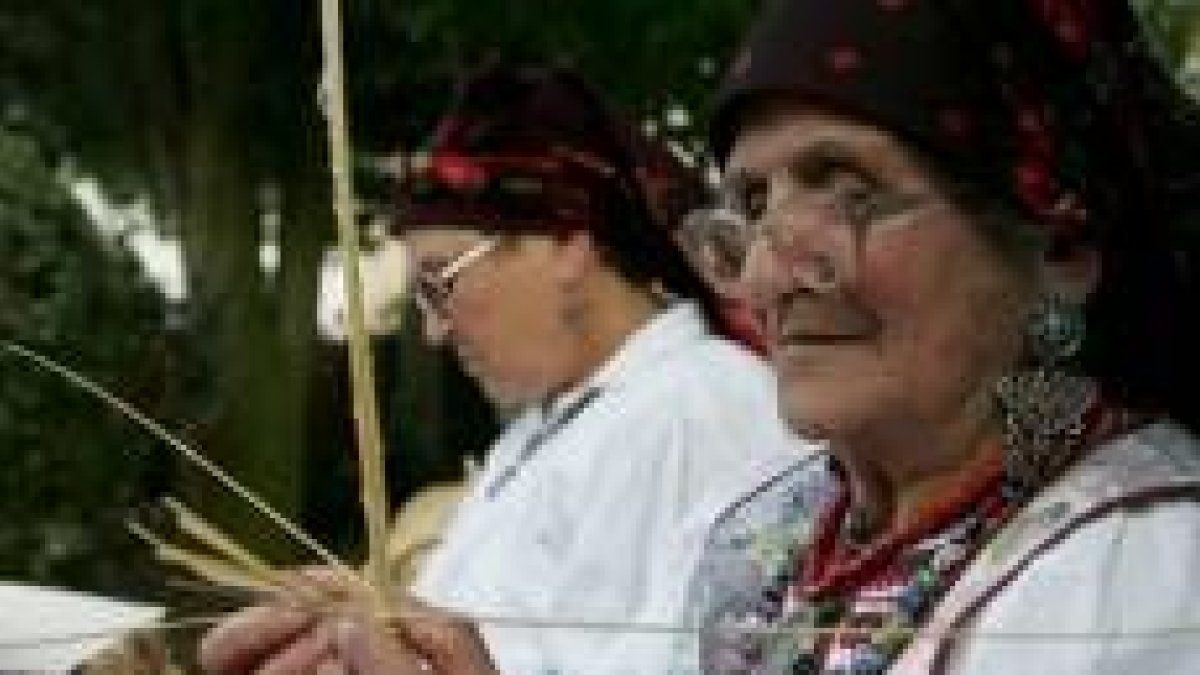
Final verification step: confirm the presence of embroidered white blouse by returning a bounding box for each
[685,421,1200,675]
[931,422,1200,675]
[412,301,805,674]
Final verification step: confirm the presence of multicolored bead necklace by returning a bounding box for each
[734,442,1021,674]
[712,393,1130,674]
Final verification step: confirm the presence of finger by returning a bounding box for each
[334,618,429,674]
[198,605,314,674]
[313,658,350,675]
[255,620,337,675]
[389,601,496,673]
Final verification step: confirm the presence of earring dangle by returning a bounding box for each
[994,293,1097,491]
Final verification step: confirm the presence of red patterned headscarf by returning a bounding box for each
[393,63,762,347]
[395,63,703,238]
[714,0,1200,427]
[712,0,1200,242]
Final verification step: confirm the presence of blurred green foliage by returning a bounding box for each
[0,0,762,585]
[0,0,1192,603]
[0,126,175,596]
[343,0,758,156]
[1138,0,1200,67]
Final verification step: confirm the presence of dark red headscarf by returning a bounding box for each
[393,62,762,349]
[713,0,1200,426]
[712,0,1200,241]
[395,63,703,237]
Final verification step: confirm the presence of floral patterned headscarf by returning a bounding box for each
[712,0,1200,242]
[392,62,760,346]
[712,0,1200,428]
[395,63,703,238]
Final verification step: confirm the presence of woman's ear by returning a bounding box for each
[1042,243,1101,302]
[553,229,597,284]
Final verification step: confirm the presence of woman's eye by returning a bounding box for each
[838,185,883,225]
[742,187,768,222]
[790,155,860,189]
[719,180,766,225]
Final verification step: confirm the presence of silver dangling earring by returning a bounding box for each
[994,293,1097,492]
[1024,292,1086,366]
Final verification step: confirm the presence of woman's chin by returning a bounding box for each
[780,400,836,440]
[472,375,543,413]
[778,389,869,443]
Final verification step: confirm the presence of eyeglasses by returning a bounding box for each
[412,238,500,317]
[683,160,936,289]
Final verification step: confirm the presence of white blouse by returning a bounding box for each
[412,302,805,674]
[941,422,1200,675]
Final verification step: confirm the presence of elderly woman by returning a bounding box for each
[198,64,800,674]
[685,0,1200,673]
[203,1,1200,671]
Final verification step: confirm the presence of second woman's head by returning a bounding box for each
[393,63,716,406]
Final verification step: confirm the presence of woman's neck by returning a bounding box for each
[832,404,1003,538]
[549,277,663,403]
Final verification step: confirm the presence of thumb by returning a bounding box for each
[333,617,427,674]
[391,604,497,674]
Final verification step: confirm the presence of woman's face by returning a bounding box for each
[403,229,581,408]
[728,104,1034,447]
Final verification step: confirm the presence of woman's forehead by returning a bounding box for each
[727,104,928,183]
[404,228,491,253]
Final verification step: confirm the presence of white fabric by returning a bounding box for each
[941,422,1200,674]
[413,302,804,674]
[0,582,163,672]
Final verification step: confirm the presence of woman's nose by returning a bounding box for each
[742,206,858,303]
[741,238,786,308]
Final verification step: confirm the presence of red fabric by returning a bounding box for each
[713,0,1200,239]
[798,444,1006,597]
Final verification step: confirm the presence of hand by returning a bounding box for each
[198,603,340,674]
[198,572,498,674]
[335,599,498,675]
[81,631,171,674]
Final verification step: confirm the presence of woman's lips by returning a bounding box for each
[779,332,868,345]
[773,300,881,346]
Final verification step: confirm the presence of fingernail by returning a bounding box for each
[315,659,349,675]
[333,617,359,651]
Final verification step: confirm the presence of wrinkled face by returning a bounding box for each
[403,229,579,408]
[727,104,1033,445]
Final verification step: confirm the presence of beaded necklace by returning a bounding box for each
[719,398,1125,674]
[791,450,1016,673]
[730,445,1016,674]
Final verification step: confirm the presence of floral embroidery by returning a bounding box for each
[696,456,1023,674]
